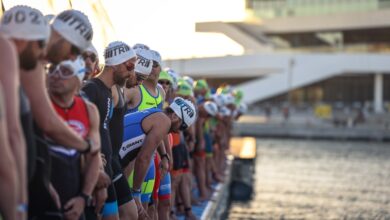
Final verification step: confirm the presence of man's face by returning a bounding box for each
[113,57,136,87]
[168,111,182,132]
[19,40,46,71]
[82,51,97,77]
[46,33,80,64]
[147,61,161,81]
[47,64,79,96]
[199,107,210,118]
[158,79,171,94]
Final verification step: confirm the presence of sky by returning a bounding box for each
[4,0,246,60]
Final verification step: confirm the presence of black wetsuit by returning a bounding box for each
[81,78,117,205]
[109,85,133,206]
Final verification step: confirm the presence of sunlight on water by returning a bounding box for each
[228,139,390,219]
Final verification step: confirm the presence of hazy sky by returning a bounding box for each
[4,0,246,60]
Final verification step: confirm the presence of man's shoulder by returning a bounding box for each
[125,85,141,103]
[0,35,14,51]
[82,78,100,89]
[0,35,17,68]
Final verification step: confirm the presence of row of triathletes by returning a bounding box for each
[0,5,246,220]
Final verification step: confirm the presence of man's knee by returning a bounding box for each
[119,200,138,220]
[159,198,171,208]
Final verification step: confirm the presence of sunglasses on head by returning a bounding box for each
[152,61,159,68]
[37,40,46,49]
[71,45,81,56]
[158,80,171,86]
[48,64,75,79]
[125,62,135,72]
[82,53,97,62]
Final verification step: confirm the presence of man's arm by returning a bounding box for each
[20,62,94,152]
[0,86,18,220]
[195,118,205,152]
[0,37,26,214]
[133,113,170,191]
[81,102,101,195]
[161,135,173,171]
[111,85,119,108]
[124,86,140,109]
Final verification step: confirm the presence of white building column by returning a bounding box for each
[374,73,383,113]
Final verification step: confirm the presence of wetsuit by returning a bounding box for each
[121,108,162,203]
[81,78,118,217]
[48,96,88,219]
[126,84,171,203]
[109,85,133,206]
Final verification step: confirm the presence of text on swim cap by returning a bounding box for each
[175,99,194,118]
[2,9,46,25]
[56,11,92,41]
[105,44,131,59]
[137,55,151,68]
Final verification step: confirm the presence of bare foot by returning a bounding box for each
[185,212,198,220]
[170,211,178,220]
[191,197,200,206]
[185,208,198,220]
[213,173,225,183]
[176,203,184,215]
[198,191,211,202]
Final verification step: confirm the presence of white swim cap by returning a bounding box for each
[238,103,248,114]
[203,101,218,117]
[135,49,153,76]
[0,5,50,41]
[84,44,98,57]
[183,76,194,89]
[169,97,197,129]
[219,106,231,117]
[133,43,150,51]
[166,68,180,90]
[104,41,136,66]
[52,9,93,51]
[150,50,162,66]
[224,94,235,105]
[212,94,225,107]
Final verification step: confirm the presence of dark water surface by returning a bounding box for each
[228,139,390,220]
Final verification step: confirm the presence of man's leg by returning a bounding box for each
[158,173,171,220]
[180,170,197,220]
[102,184,119,220]
[193,152,208,201]
[118,200,137,220]
[169,171,182,219]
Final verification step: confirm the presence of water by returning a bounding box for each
[227,139,390,220]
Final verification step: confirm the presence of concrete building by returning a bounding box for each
[166,0,390,113]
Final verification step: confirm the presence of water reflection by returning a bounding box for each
[228,139,390,219]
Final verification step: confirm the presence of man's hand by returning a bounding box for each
[187,140,195,152]
[101,154,107,167]
[48,183,61,209]
[92,188,107,214]
[159,157,169,178]
[134,197,151,220]
[89,139,100,155]
[95,170,111,189]
[64,197,85,220]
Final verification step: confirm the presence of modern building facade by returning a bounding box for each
[167,0,390,113]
